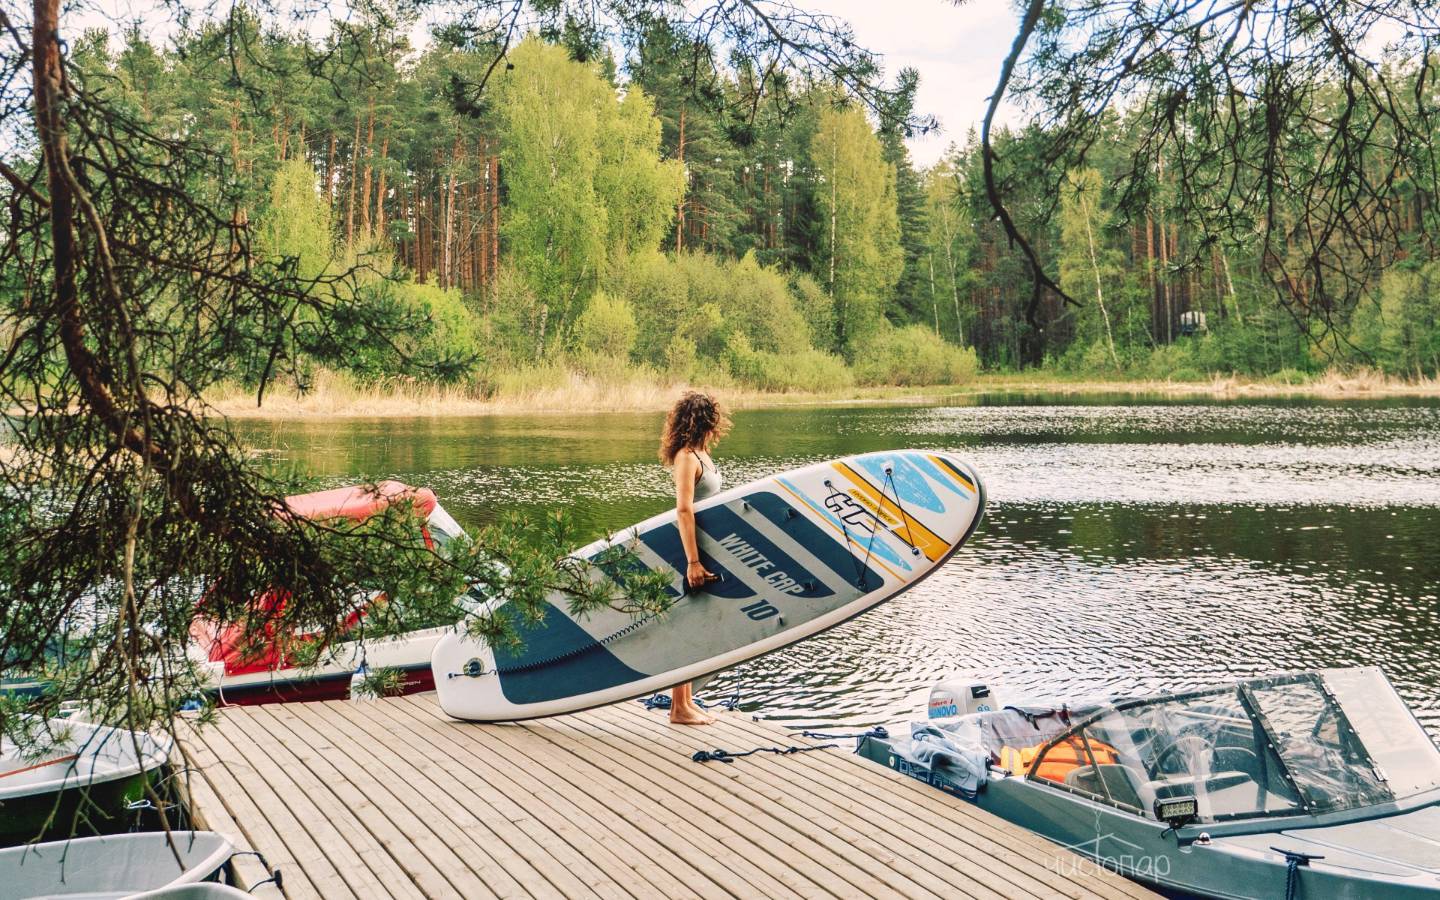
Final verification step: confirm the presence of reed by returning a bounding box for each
[206,366,871,418]
[204,365,1440,419]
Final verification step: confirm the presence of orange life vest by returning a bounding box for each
[998,735,1120,781]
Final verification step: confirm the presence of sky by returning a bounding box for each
[812,0,1019,167]
[65,0,1019,168]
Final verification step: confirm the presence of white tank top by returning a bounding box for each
[691,449,722,501]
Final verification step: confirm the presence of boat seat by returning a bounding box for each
[1065,763,1153,811]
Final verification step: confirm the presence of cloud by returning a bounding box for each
[812,0,1020,167]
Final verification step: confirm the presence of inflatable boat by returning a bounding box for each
[0,717,170,843]
[0,831,232,896]
[859,668,1440,898]
[190,481,468,705]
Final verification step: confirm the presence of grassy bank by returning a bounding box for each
[206,365,1440,419]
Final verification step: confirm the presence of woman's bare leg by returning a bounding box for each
[669,682,715,725]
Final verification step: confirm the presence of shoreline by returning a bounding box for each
[206,368,1440,419]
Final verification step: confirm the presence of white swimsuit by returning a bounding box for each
[692,449,722,501]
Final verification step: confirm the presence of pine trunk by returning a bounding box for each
[374,134,389,243]
[675,105,686,254]
[346,112,360,247]
[359,99,375,239]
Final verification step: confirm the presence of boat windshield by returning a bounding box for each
[1026,668,1440,823]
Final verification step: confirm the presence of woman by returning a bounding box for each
[658,390,731,725]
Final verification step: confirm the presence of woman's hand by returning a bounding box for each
[686,560,715,589]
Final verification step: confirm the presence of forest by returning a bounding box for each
[55,10,1437,395]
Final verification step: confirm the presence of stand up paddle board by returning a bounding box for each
[432,449,985,721]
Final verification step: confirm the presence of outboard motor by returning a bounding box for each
[928,677,1001,723]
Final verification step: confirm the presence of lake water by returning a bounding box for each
[235,395,1440,735]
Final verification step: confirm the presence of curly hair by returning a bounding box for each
[658,391,732,466]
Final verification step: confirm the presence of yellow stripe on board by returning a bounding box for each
[928,454,976,493]
[830,463,950,563]
[773,480,906,585]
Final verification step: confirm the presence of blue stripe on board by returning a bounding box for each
[774,478,911,572]
[908,453,972,500]
[494,601,648,704]
[697,503,834,599]
[746,490,883,589]
[854,454,944,514]
[637,523,757,599]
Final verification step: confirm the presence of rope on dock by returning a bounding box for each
[691,743,838,764]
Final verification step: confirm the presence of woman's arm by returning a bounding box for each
[672,454,713,588]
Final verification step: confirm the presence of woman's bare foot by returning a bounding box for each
[669,703,716,725]
[668,683,715,725]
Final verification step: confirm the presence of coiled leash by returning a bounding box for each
[638,691,741,711]
[690,724,888,763]
[691,743,839,764]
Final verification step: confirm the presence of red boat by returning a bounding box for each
[188,481,468,705]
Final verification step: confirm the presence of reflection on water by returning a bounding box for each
[234,396,1440,735]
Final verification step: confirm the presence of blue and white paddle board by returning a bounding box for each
[432,449,985,721]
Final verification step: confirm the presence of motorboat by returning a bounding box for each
[0,831,232,898]
[189,481,469,705]
[858,668,1440,898]
[0,717,171,844]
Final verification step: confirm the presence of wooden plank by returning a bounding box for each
[402,695,803,900]
[172,736,287,896]
[203,715,362,900]
[706,711,1153,900]
[596,704,1011,900]
[569,706,973,900]
[518,717,852,898]
[367,694,700,900]
[207,710,396,900]
[212,708,425,900]
[181,720,325,900]
[503,713,843,898]
[261,701,537,900]
[241,703,507,900]
[314,700,619,900]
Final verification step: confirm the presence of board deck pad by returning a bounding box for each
[432,449,985,721]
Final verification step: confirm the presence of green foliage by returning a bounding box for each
[812,102,904,356]
[574,291,638,358]
[496,37,683,351]
[389,280,482,378]
[352,666,407,700]
[1057,168,1123,370]
[61,18,1440,391]
[791,274,834,350]
[596,89,686,258]
[852,325,980,386]
[1350,263,1440,377]
[606,250,813,369]
[716,252,811,356]
[724,334,854,392]
[920,157,974,345]
[496,38,611,341]
[261,159,335,282]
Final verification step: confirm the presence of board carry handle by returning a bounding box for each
[685,571,725,594]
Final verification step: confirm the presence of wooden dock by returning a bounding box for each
[179,694,1158,899]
